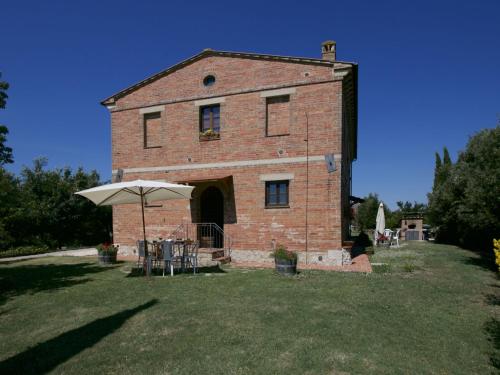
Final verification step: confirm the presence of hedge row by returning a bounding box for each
[0,246,51,259]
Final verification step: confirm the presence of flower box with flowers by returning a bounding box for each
[96,243,118,265]
[199,129,220,141]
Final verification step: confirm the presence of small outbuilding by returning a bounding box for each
[400,213,424,241]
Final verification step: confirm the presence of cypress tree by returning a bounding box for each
[443,147,452,166]
[433,152,442,189]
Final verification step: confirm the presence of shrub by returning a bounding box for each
[96,242,118,255]
[270,244,297,261]
[494,239,500,272]
[354,232,373,247]
[0,245,50,259]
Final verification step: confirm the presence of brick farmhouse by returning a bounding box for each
[102,41,358,267]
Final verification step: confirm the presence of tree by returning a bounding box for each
[0,168,20,249]
[0,73,8,109]
[0,158,112,250]
[0,126,13,166]
[355,193,384,230]
[355,194,426,232]
[0,72,13,165]
[428,126,500,252]
[442,147,452,166]
[433,152,442,190]
[16,159,112,248]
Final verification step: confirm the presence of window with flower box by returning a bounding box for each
[199,104,220,140]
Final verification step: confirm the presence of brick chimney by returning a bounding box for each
[321,40,336,61]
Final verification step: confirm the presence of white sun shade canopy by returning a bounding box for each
[375,203,385,234]
[75,179,194,206]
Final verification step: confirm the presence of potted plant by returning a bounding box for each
[96,243,118,265]
[271,244,297,276]
[199,128,220,141]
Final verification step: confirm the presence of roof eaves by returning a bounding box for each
[101,49,358,106]
[101,50,212,105]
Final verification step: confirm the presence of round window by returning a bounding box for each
[203,75,216,87]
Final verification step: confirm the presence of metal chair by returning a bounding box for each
[150,241,163,270]
[161,240,175,277]
[184,240,199,274]
[137,240,146,272]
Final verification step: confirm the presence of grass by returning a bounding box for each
[0,242,499,374]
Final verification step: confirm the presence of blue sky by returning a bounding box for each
[1,0,499,209]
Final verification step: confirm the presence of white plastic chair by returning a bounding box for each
[390,229,401,248]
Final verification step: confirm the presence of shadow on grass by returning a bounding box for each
[0,299,158,374]
[126,264,226,278]
[461,254,497,273]
[0,262,113,307]
[485,293,500,306]
[485,318,500,370]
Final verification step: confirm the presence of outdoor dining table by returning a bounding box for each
[143,239,191,275]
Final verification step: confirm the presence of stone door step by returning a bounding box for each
[212,256,231,264]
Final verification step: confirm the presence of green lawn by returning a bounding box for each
[0,242,498,374]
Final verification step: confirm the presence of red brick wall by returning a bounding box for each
[144,113,161,148]
[109,55,354,259]
[266,96,291,136]
[114,57,334,110]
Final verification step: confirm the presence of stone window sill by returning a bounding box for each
[199,134,221,142]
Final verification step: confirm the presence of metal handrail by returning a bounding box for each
[168,222,231,260]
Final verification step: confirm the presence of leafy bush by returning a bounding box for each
[271,244,297,261]
[0,159,112,250]
[96,243,118,255]
[354,232,373,247]
[0,245,50,259]
[494,239,500,272]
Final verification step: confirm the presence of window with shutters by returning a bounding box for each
[266,95,290,137]
[143,112,162,148]
[265,180,289,208]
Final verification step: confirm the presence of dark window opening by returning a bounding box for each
[203,75,216,87]
[265,180,289,208]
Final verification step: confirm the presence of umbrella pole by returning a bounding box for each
[139,188,150,276]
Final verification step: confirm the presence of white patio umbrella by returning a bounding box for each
[375,203,385,236]
[75,179,194,250]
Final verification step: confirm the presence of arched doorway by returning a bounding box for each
[199,186,224,248]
